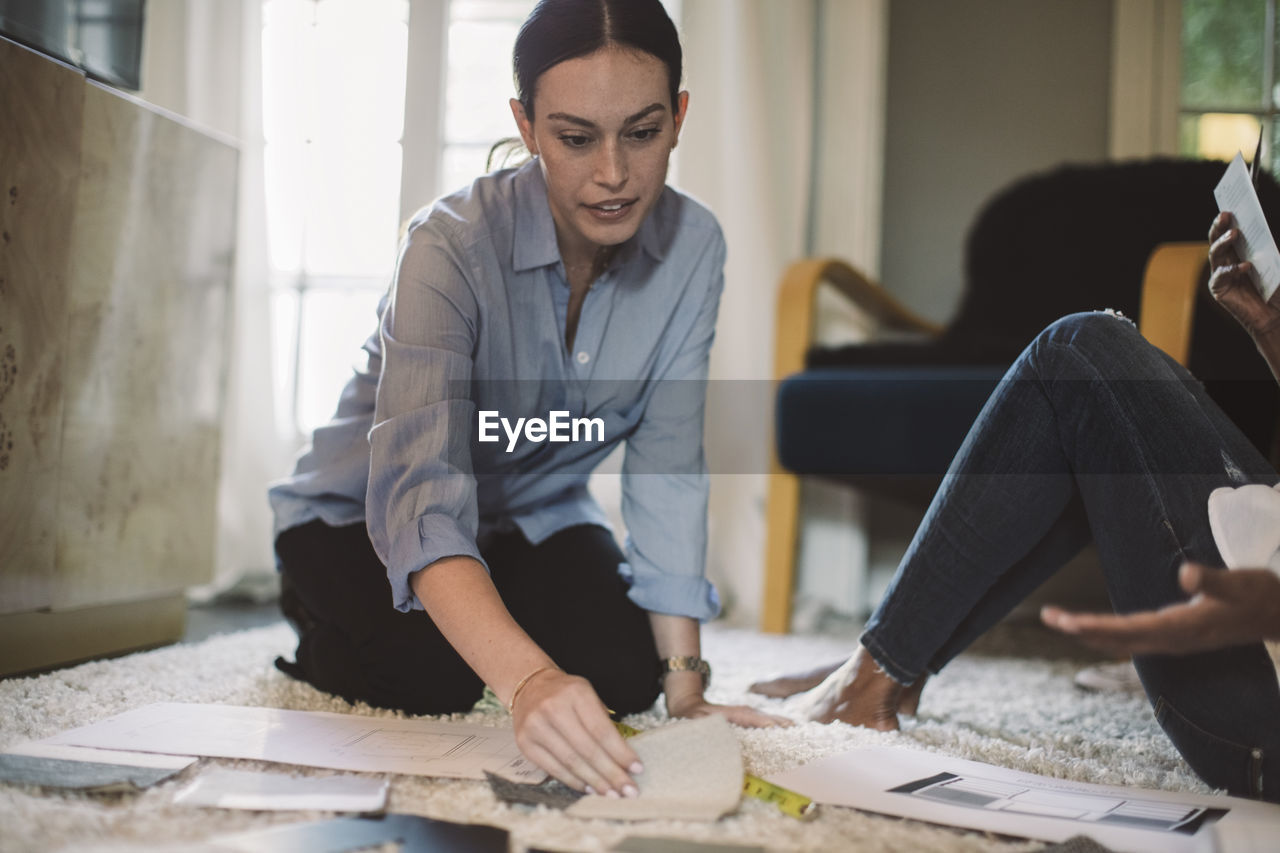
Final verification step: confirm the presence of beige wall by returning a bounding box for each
[879,0,1115,325]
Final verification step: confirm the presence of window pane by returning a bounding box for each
[270,286,300,439]
[441,143,514,193]
[444,19,523,145]
[315,0,409,142]
[296,288,385,435]
[1180,111,1262,161]
[1181,0,1267,110]
[264,141,307,271]
[1273,118,1280,173]
[262,0,318,144]
[304,141,404,276]
[454,0,536,21]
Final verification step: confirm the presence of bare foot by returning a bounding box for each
[748,661,844,698]
[792,648,905,730]
[899,674,928,717]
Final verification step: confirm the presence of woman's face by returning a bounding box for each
[511,47,688,267]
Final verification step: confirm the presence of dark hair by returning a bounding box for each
[513,0,682,118]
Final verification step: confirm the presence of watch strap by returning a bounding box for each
[659,655,711,688]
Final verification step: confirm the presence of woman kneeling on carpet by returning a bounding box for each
[753,211,1280,802]
[269,0,783,798]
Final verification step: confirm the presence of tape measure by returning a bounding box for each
[612,721,816,820]
[741,773,816,820]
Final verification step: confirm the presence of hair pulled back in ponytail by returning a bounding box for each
[512,0,682,118]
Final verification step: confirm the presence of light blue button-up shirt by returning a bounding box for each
[269,160,724,621]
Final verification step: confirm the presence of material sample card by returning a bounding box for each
[769,746,1280,853]
[38,702,545,782]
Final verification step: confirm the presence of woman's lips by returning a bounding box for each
[584,198,638,221]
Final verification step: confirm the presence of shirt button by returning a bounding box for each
[576,351,590,364]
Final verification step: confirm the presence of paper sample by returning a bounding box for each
[769,746,1280,853]
[1214,151,1280,302]
[173,767,388,812]
[5,741,197,770]
[485,769,583,809]
[566,716,743,822]
[209,813,509,853]
[0,752,185,793]
[38,702,545,783]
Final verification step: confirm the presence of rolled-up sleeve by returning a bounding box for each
[366,220,485,612]
[620,233,726,621]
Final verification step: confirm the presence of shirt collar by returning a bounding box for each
[511,159,672,273]
[512,161,561,272]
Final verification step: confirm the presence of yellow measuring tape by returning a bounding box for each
[613,721,816,820]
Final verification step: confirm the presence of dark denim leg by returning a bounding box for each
[860,312,1280,799]
[1035,315,1280,799]
[862,319,1088,684]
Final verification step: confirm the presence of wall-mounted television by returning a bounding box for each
[0,0,146,91]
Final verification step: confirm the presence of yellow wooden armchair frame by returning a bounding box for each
[761,242,1209,633]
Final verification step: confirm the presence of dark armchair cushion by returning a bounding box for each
[801,159,1280,466]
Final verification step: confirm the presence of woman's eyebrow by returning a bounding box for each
[544,103,667,128]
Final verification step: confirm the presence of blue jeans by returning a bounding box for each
[861,312,1280,801]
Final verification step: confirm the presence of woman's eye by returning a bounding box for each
[630,128,660,142]
[560,135,591,148]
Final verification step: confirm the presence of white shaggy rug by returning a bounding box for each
[0,622,1221,852]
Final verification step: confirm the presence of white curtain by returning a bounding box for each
[676,0,887,627]
[213,0,295,600]
[140,0,291,600]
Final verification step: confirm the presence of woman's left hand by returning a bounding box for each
[1041,562,1280,655]
[1208,212,1280,340]
[666,693,793,727]
[663,674,791,727]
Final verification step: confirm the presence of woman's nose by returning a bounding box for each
[594,142,627,189]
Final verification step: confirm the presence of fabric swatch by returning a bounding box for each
[566,716,743,821]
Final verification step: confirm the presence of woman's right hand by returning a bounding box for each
[509,668,643,797]
[1208,211,1280,340]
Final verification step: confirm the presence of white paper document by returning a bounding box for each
[5,741,197,770]
[769,746,1280,853]
[1214,151,1280,302]
[173,767,388,812]
[38,702,545,783]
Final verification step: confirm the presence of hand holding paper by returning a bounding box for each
[1214,152,1280,302]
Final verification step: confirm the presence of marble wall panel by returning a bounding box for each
[52,82,238,609]
[0,38,85,615]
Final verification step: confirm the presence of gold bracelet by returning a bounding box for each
[506,665,557,715]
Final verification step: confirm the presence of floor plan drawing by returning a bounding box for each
[37,702,546,782]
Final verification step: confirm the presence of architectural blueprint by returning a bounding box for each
[37,702,545,782]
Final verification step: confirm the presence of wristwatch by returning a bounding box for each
[659,655,711,689]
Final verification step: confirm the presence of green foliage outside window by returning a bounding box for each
[1181,0,1266,110]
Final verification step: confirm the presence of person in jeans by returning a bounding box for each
[752,211,1280,801]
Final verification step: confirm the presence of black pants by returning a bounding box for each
[274,520,661,716]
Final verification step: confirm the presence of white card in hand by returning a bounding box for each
[1213,152,1280,302]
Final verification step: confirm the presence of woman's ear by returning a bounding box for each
[510,98,538,156]
[671,91,690,149]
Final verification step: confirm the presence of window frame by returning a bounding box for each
[1177,0,1279,169]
